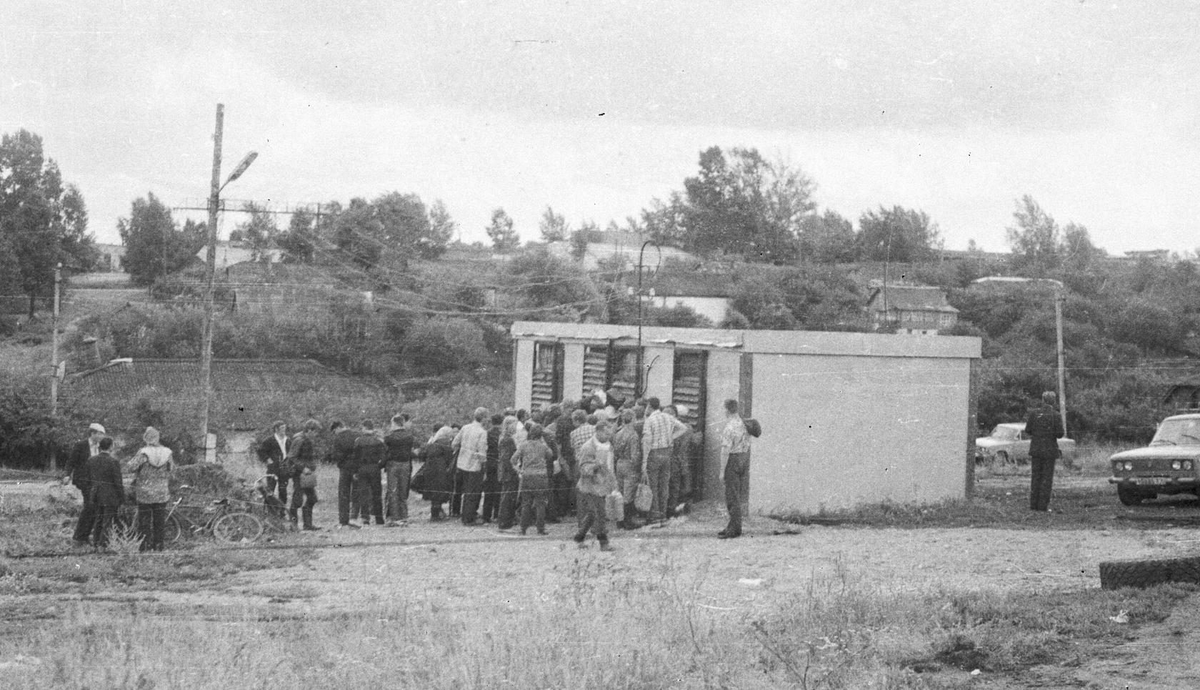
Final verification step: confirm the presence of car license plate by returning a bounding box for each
[1135,477,1170,485]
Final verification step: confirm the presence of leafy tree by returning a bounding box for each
[277,208,317,264]
[232,201,278,262]
[423,199,456,259]
[117,193,205,286]
[373,192,433,266]
[800,210,858,263]
[640,193,688,248]
[857,205,941,262]
[486,208,520,253]
[333,198,384,269]
[1006,195,1060,273]
[570,220,599,260]
[680,147,815,264]
[1060,221,1104,272]
[401,316,490,376]
[0,129,96,315]
[506,245,600,320]
[539,206,570,243]
[727,273,797,330]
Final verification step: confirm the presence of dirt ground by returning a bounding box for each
[6,468,1200,688]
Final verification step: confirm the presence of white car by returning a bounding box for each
[975,422,1077,467]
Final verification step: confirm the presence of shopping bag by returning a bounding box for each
[633,479,653,512]
[605,491,625,522]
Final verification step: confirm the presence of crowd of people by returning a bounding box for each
[64,389,758,552]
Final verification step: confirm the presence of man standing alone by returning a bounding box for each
[718,399,751,539]
[1026,391,1065,512]
[452,407,489,525]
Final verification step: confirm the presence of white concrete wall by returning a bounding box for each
[643,346,675,402]
[702,349,743,499]
[749,352,974,514]
[562,343,586,403]
[513,339,536,411]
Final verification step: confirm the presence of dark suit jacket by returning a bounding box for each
[86,452,125,507]
[257,435,288,472]
[67,439,95,490]
[1025,404,1065,459]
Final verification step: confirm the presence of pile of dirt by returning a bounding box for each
[170,463,252,506]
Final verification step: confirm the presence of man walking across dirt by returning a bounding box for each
[641,397,690,526]
[1026,391,1066,512]
[718,399,752,539]
[67,422,107,546]
[452,407,490,525]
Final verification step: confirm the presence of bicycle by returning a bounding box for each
[117,484,265,544]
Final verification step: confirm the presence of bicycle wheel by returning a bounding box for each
[164,514,183,543]
[212,512,264,544]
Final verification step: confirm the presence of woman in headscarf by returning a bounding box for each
[417,425,456,521]
[125,426,174,551]
[495,416,521,531]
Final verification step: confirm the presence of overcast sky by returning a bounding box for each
[4,1,1198,255]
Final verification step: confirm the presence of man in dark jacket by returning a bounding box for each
[481,413,503,524]
[290,419,322,530]
[329,421,361,528]
[68,422,106,546]
[353,420,386,526]
[1026,391,1066,512]
[256,421,290,505]
[85,437,124,547]
[383,414,415,525]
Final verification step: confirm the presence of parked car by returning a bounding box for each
[975,422,1077,467]
[1108,413,1200,506]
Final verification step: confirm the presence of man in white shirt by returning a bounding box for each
[718,399,752,539]
[452,407,490,525]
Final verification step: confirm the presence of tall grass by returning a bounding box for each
[3,549,1191,689]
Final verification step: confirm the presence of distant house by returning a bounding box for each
[546,231,699,272]
[195,241,283,270]
[642,271,735,325]
[94,243,127,272]
[866,284,958,335]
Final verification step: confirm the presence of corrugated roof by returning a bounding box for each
[866,285,958,313]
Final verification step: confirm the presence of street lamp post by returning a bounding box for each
[198,104,257,462]
[971,276,1068,436]
[635,240,660,398]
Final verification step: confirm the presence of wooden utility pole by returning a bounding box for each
[199,104,224,462]
[49,262,61,472]
[1054,287,1068,436]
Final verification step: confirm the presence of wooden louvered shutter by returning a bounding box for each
[531,342,562,411]
[582,345,609,400]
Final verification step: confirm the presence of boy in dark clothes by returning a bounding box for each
[85,437,125,547]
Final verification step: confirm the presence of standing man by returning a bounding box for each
[353,420,386,526]
[67,422,106,546]
[85,436,124,548]
[481,413,504,524]
[256,421,290,506]
[452,407,489,525]
[383,413,416,526]
[664,404,693,516]
[641,397,690,526]
[574,420,617,551]
[290,419,322,531]
[1027,391,1066,512]
[718,399,752,539]
[328,420,361,529]
[610,409,641,529]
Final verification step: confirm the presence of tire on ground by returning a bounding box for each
[1099,555,1200,590]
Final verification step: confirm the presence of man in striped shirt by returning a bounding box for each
[719,399,752,539]
[640,397,690,525]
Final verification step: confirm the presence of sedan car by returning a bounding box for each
[975,422,1077,467]
[1108,413,1200,505]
